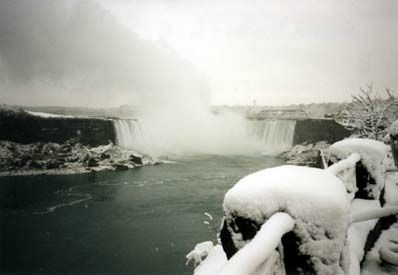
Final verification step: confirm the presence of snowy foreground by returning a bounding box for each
[188,138,398,275]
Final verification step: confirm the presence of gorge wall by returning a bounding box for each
[293,118,351,145]
[0,106,351,150]
[0,108,115,146]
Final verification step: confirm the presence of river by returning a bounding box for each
[0,154,283,275]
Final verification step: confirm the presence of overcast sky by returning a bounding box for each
[1,0,397,107]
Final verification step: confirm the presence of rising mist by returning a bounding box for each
[0,0,263,155]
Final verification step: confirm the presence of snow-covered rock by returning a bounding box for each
[0,140,160,176]
[222,165,351,275]
[186,241,215,267]
[280,141,330,167]
[329,138,390,199]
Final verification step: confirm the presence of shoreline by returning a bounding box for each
[0,140,160,177]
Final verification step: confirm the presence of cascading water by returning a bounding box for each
[249,119,296,153]
[112,119,148,152]
[112,117,296,156]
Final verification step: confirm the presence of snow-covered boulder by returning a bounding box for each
[221,165,351,275]
[329,138,390,200]
[280,141,330,167]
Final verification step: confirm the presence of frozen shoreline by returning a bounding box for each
[0,140,161,177]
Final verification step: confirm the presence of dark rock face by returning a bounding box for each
[129,154,143,165]
[0,108,116,146]
[293,119,351,145]
[114,164,130,171]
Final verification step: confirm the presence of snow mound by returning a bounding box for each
[224,165,350,224]
[329,138,390,199]
[223,165,351,275]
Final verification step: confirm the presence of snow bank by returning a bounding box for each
[25,110,75,118]
[329,138,390,199]
[217,212,294,275]
[223,165,351,274]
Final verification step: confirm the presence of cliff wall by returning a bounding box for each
[0,108,115,146]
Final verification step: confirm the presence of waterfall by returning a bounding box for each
[112,118,296,155]
[112,119,148,152]
[249,119,296,153]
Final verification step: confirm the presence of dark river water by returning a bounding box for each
[0,155,283,275]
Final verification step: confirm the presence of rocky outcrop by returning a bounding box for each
[0,105,116,146]
[280,141,330,167]
[0,140,160,176]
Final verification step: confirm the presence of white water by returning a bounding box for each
[249,119,296,154]
[113,113,264,156]
[113,119,150,153]
[113,117,297,156]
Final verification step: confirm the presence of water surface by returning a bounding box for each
[1,155,283,275]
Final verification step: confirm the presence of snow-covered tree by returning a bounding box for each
[339,84,398,140]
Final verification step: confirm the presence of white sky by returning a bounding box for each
[99,0,398,105]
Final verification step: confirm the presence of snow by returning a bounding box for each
[348,199,381,275]
[384,172,398,206]
[361,170,398,275]
[192,245,227,275]
[186,241,214,266]
[25,110,75,118]
[388,120,398,137]
[223,165,350,224]
[327,153,361,196]
[217,212,294,275]
[329,138,390,199]
[352,206,398,223]
[327,153,361,176]
[223,165,351,274]
[362,223,398,275]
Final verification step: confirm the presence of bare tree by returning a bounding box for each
[339,83,398,140]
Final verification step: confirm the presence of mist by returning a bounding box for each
[0,0,262,155]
